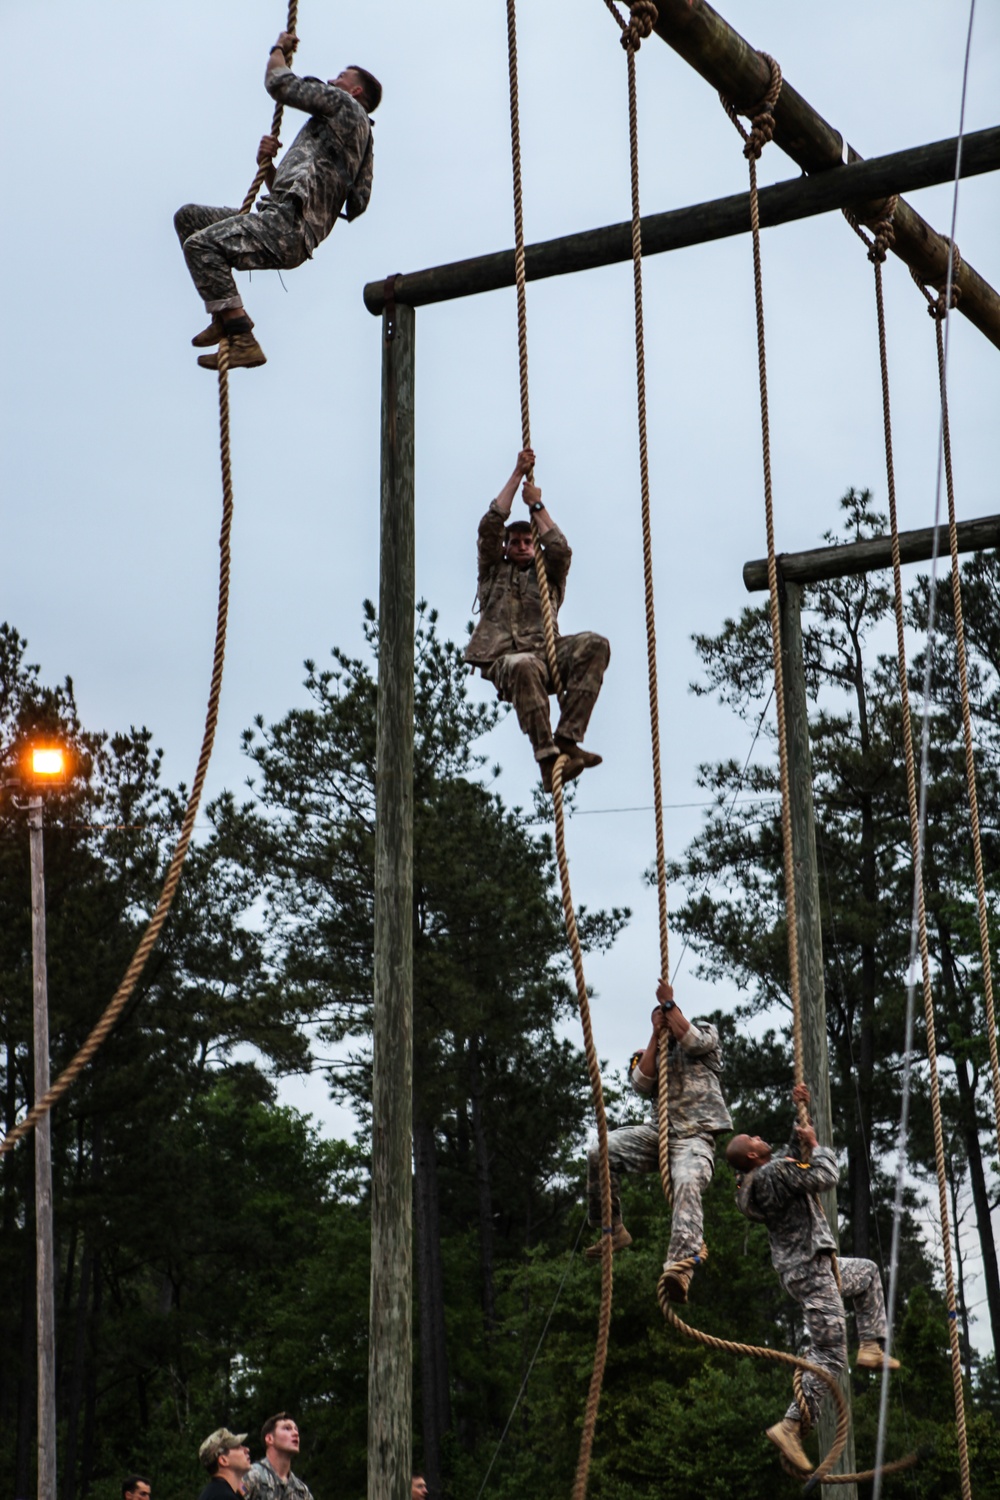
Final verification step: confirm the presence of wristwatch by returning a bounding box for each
[529,500,544,513]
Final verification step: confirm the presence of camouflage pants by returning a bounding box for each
[781,1254,887,1424]
[488,632,610,760]
[173,199,309,312]
[587,1125,715,1262]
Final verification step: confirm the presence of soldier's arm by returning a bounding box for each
[345,130,374,221]
[769,1144,840,1198]
[266,62,363,122]
[537,515,572,589]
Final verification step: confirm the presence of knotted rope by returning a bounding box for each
[505,6,611,1495]
[718,57,811,1137]
[846,202,971,1500]
[0,1,302,1158]
[599,0,675,1207]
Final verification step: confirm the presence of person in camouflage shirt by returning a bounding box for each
[727,1082,900,1475]
[243,1413,313,1500]
[464,448,610,793]
[585,979,732,1303]
[174,29,379,371]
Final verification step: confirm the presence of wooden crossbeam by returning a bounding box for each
[743,514,1000,592]
[644,0,1000,349]
[363,127,1000,316]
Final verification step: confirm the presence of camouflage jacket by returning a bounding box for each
[735,1137,839,1282]
[265,68,374,252]
[464,501,572,667]
[630,1021,733,1139]
[243,1459,314,1500]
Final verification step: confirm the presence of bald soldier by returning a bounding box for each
[464,449,609,793]
[727,1083,900,1475]
[584,980,732,1302]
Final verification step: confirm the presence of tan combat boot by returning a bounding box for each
[197,329,267,371]
[765,1417,813,1474]
[584,1225,632,1261]
[540,750,584,794]
[192,313,256,348]
[856,1340,900,1371]
[555,736,603,771]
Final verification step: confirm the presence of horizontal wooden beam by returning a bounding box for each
[743,514,1000,593]
[645,0,1000,349]
[363,127,1000,315]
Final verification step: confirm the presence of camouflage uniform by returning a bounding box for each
[464,501,610,758]
[587,1020,732,1261]
[175,66,373,313]
[736,1138,889,1425]
[243,1458,314,1500]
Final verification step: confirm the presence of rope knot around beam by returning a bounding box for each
[910,242,963,319]
[720,53,782,162]
[869,194,898,264]
[622,0,658,52]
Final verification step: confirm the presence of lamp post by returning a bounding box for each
[24,744,66,1500]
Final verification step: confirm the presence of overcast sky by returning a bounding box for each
[4,0,998,1337]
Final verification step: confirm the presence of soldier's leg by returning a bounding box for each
[552,632,611,747]
[586,1124,660,1226]
[174,203,241,247]
[179,202,309,313]
[838,1257,887,1343]
[489,652,557,761]
[782,1255,847,1426]
[665,1136,715,1262]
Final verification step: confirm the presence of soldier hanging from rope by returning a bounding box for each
[727,1082,901,1476]
[584,980,732,1302]
[464,450,610,793]
[174,30,380,370]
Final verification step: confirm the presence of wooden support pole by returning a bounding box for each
[643,0,1000,350]
[364,127,1000,316]
[780,584,857,1499]
[743,512,1000,592]
[28,797,56,1500]
[368,302,415,1500]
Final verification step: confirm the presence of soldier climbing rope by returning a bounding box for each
[0,0,302,1161]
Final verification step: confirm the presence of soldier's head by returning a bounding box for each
[262,1412,301,1460]
[726,1133,772,1173]
[122,1478,151,1500]
[198,1430,251,1480]
[329,66,382,112]
[504,520,535,566]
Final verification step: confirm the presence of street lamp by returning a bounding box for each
[20,742,68,1500]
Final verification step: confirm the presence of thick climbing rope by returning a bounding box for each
[909,254,1000,1147]
[718,59,811,1136]
[0,374,234,1158]
[0,2,300,1159]
[598,0,676,1207]
[504,6,612,1496]
[843,201,972,1500]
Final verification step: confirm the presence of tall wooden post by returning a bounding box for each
[780,582,857,1498]
[28,796,56,1500]
[368,302,415,1500]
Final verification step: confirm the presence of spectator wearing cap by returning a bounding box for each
[197,1428,252,1498]
[243,1413,313,1500]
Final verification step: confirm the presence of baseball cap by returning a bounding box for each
[199,1429,248,1470]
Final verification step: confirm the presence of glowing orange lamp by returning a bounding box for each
[26,745,68,786]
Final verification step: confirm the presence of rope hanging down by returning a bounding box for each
[909,254,1000,1149]
[719,58,810,1136]
[599,0,676,1208]
[844,201,971,1500]
[504,6,612,1497]
[0,0,300,1160]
